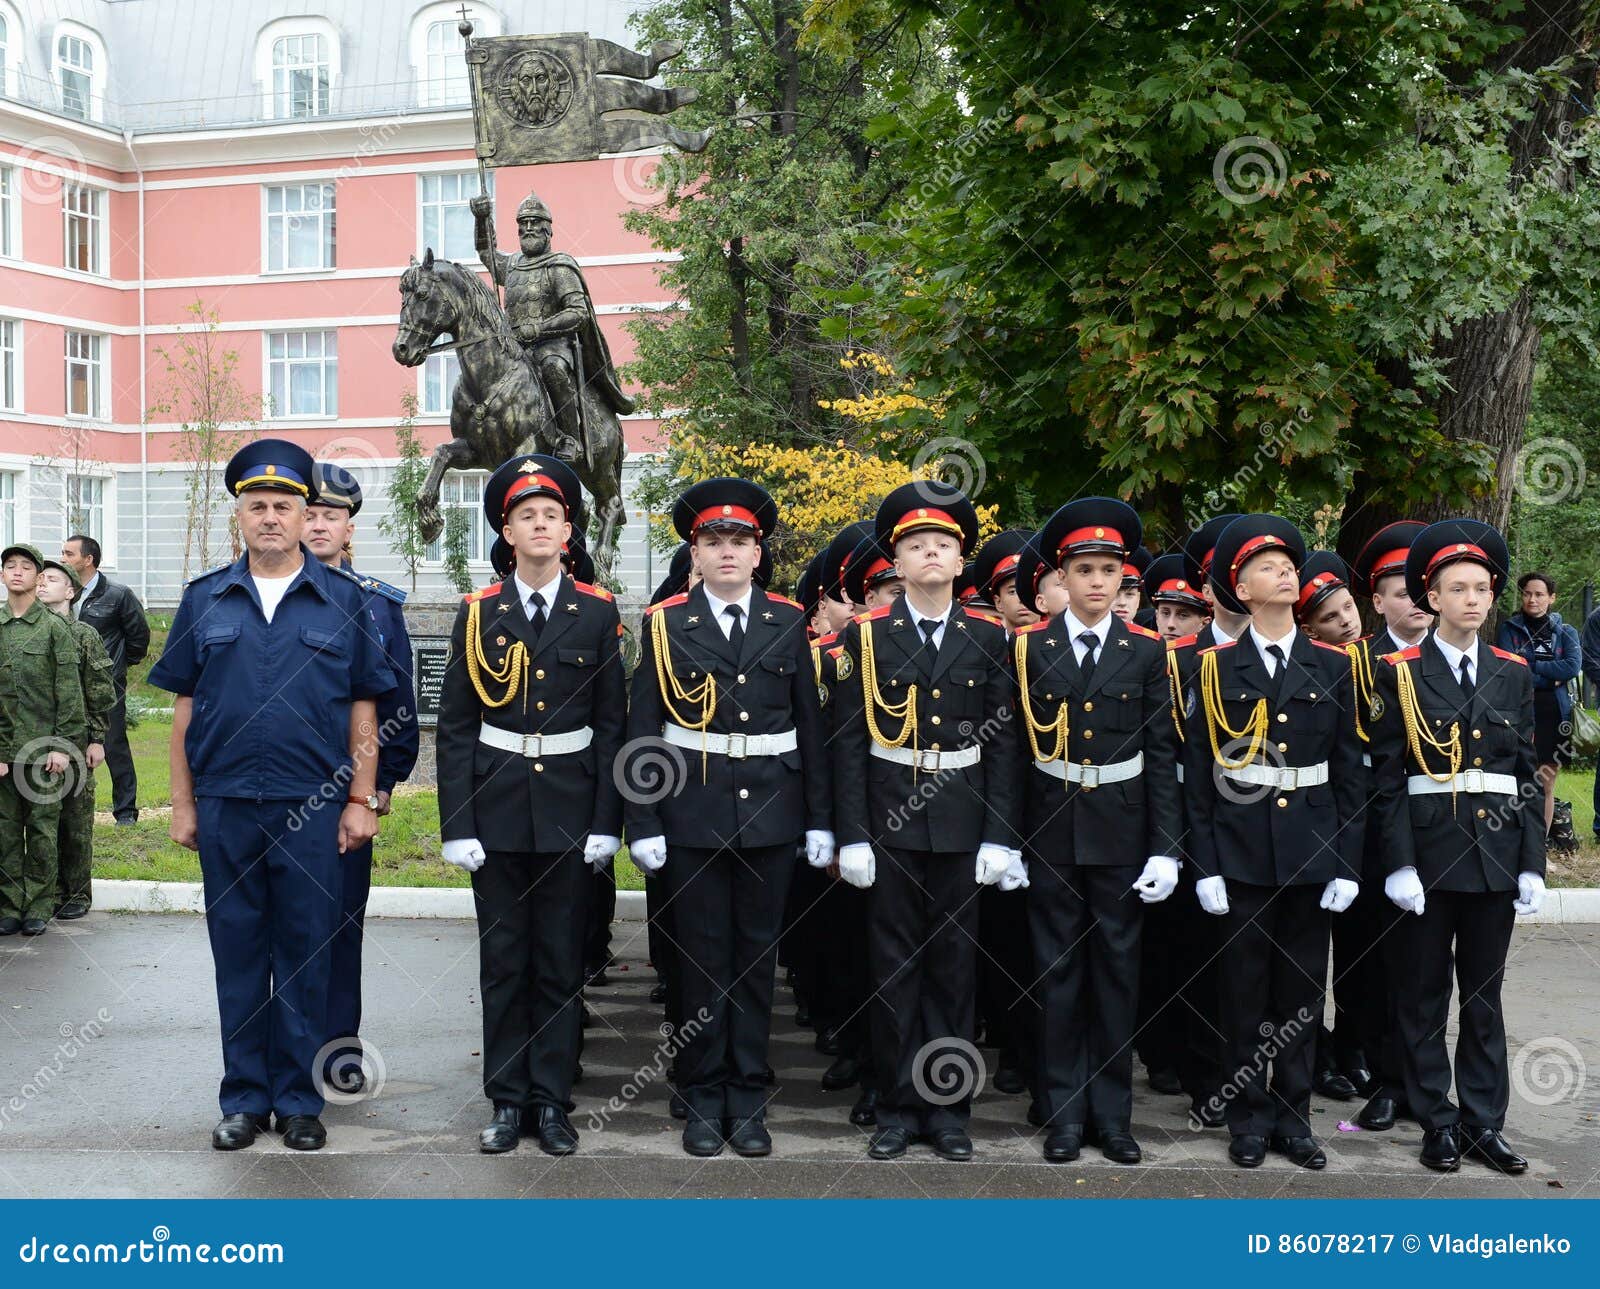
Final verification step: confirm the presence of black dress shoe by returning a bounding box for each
[820,1053,862,1091]
[532,1105,579,1156]
[815,1027,843,1056]
[1356,1094,1400,1131]
[56,900,89,920]
[0,917,20,935]
[321,1061,365,1096]
[1313,1067,1358,1101]
[649,982,668,1005]
[1420,1126,1460,1172]
[682,1118,723,1157]
[849,1088,879,1126]
[1026,1100,1045,1128]
[586,965,611,988]
[929,1128,973,1161]
[1043,1125,1082,1163]
[278,1114,327,1151]
[1461,1126,1527,1175]
[1147,1067,1184,1095]
[1189,1099,1227,1129]
[480,1104,521,1153]
[669,1090,688,1120]
[794,1004,812,1029]
[1341,1060,1378,1098]
[211,1112,269,1151]
[1099,1128,1143,1164]
[727,1117,772,1157]
[1229,1134,1268,1168]
[20,918,46,936]
[1270,1134,1326,1169]
[993,1064,1027,1095]
[868,1126,912,1160]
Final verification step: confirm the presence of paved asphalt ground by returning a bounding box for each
[0,914,1594,1199]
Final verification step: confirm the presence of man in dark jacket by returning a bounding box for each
[1583,605,1600,839]
[61,535,149,824]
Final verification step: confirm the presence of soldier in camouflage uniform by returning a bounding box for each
[37,557,115,918]
[0,543,87,935]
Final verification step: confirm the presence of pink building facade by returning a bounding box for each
[0,0,675,605]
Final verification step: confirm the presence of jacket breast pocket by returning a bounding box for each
[762,654,797,678]
[1482,708,1521,754]
[558,646,596,670]
[1289,688,1337,736]
[1098,687,1142,731]
[299,624,349,658]
[948,666,987,712]
[196,622,241,666]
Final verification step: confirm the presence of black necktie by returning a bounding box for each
[1078,631,1099,683]
[527,591,547,637]
[1266,643,1286,675]
[725,604,745,654]
[1458,655,1474,701]
[920,618,941,662]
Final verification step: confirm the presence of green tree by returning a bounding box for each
[377,393,431,593]
[441,506,474,595]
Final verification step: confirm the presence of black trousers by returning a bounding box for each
[979,883,1035,1071]
[1172,869,1226,1109]
[1319,881,1395,1073]
[666,842,795,1122]
[585,863,616,973]
[324,838,373,1065]
[104,695,138,822]
[1028,859,1143,1129]
[1391,888,1516,1131]
[1217,880,1328,1138]
[471,848,589,1111]
[783,860,832,1022]
[868,847,979,1134]
[1135,888,1185,1075]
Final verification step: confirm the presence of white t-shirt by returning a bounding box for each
[252,572,296,623]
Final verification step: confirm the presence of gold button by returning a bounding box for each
[1277,713,1288,723]
[536,701,546,711]
[739,711,750,722]
[967,679,975,687]
[535,668,546,679]
[1277,798,1287,808]
[932,688,942,699]
[1083,729,1093,739]
[576,656,584,663]
[931,715,941,725]
[1083,701,1094,712]
[1046,692,1053,700]
[1277,742,1288,752]
[738,674,747,684]
[739,788,749,800]
[931,743,941,751]
[1082,758,1092,766]
[1472,729,1482,739]
[1308,692,1316,700]
[533,762,544,773]
[1473,756,1483,766]
[1476,808,1487,819]
[891,679,899,687]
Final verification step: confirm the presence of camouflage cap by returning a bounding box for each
[39,557,82,592]
[1,543,45,571]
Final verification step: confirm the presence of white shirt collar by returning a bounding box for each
[1248,621,1301,671]
[1431,630,1478,676]
[513,568,564,611]
[1209,617,1241,644]
[700,582,755,628]
[1061,607,1113,649]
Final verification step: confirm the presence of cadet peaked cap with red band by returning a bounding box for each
[1122,545,1153,588]
[1208,514,1306,616]
[484,453,582,526]
[1037,497,1143,569]
[1295,550,1352,620]
[1352,520,1426,598]
[972,528,1035,598]
[845,534,901,606]
[1181,512,1243,592]
[1404,518,1508,607]
[1142,552,1208,611]
[673,477,778,543]
[875,480,979,556]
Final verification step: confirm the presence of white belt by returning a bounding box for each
[870,743,981,772]
[1033,751,1144,788]
[663,722,797,759]
[1407,770,1517,797]
[1221,760,1330,791]
[1175,763,1185,784]
[479,723,593,757]
[1362,752,1373,768]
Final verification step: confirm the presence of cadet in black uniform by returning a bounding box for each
[436,453,627,1156]
[1181,514,1366,1170]
[625,479,831,1158]
[1369,519,1544,1175]
[832,481,1021,1162]
[1013,500,1183,1163]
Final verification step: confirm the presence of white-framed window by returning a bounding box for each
[266,330,337,418]
[65,473,107,547]
[52,23,106,122]
[424,471,493,563]
[0,470,16,548]
[0,4,16,100]
[421,349,460,414]
[0,318,19,411]
[419,170,490,261]
[64,330,105,418]
[0,166,17,258]
[62,182,106,274]
[264,183,335,272]
[409,4,499,108]
[272,33,329,119]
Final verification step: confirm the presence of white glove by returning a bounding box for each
[838,843,875,889]
[805,829,836,869]
[630,835,667,873]
[1132,856,1180,904]
[1514,871,1546,916]
[1384,866,1426,916]
[975,843,1012,886]
[1320,877,1359,913]
[998,851,1030,892]
[1195,875,1229,916]
[442,838,486,872]
[583,834,621,870]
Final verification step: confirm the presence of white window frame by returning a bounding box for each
[64,329,107,420]
[262,182,336,273]
[423,470,494,565]
[0,317,20,412]
[255,17,341,122]
[51,21,107,123]
[419,348,461,415]
[64,470,113,560]
[264,330,338,420]
[0,467,18,549]
[417,170,491,262]
[409,4,499,108]
[62,181,108,276]
[0,2,22,101]
[0,165,17,259]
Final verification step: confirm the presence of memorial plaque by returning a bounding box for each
[413,638,452,727]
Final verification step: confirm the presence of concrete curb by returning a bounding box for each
[94,880,650,920]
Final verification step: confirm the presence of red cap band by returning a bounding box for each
[693,504,761,536]
[1155,577,1203,601]
[1295,572,1344,615]
[1200,545,1218,577]
[987,553,1020,589]
[1371,547,1409,582]
[890,507,963,543]
[1425,542,1489,581]
[503,472,566,518]
[862,556,894,585]
[1057,525,1125,556]
[1229,533,1288,585]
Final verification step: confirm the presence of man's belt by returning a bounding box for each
[1033,751,1144,788]
[869,743,981,772]
[1407,770,1517,797]
[479,724,594,757]
[1221,760,1330,791]
[663,723,798,759]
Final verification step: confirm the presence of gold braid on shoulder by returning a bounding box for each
[1016,632,1068,763]
[1166,648,1187,742]
[1199,648,1268,769]
[465,596,528,710]
[650,608,717,781]
[860,618,918,753]
[1392,655,1463,804]
[1346,639,1375,743]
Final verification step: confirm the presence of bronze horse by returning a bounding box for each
[391,250,627,575]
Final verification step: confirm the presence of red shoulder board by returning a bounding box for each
[1308,638,1348,654]
[1017,620,1051,635]
[1198,639,1237,655]
[1382,645,1422,665]
[826,645,845,659]
[574,580,614,602]
[765,591,802,610]
[814,630,839,647]
[1490,646,1527,667]
[1126,622,1160,640]
[465,581,503,603]
[865,605,894,621]
[1167,632,1199,651]
[645,592,690,617]
[964,607,1002,626]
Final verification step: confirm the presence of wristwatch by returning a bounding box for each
[347,794,379,810]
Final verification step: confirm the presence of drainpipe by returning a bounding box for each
[122,127,148,601]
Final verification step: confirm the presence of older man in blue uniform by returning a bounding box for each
[149,440,395,1152]
[303,462,419,1095]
